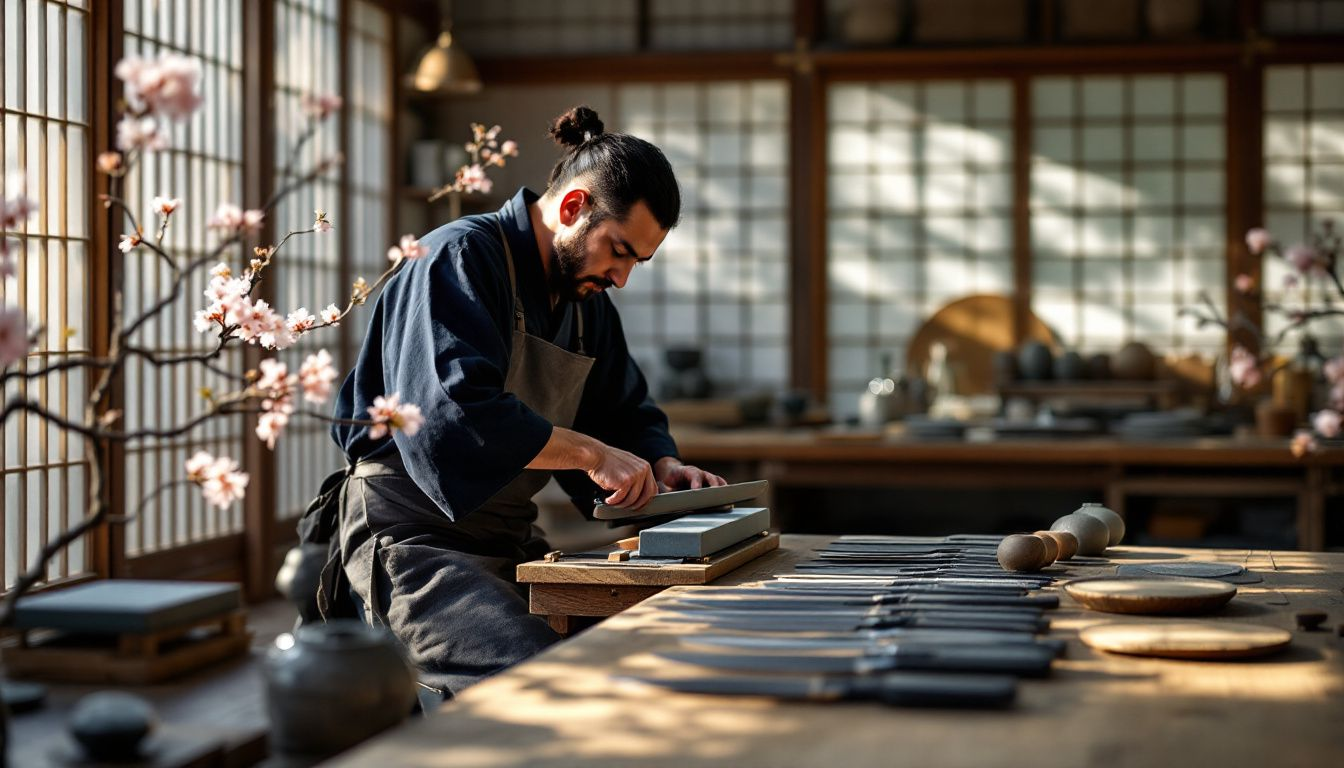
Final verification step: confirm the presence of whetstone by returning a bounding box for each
[638,507,771,559]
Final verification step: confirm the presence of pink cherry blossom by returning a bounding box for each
[0,252,14,280]
[1325,356,1344,385]
[1291,430,1318,458]
[456,163,492,194]
[1312,409,1342,439]
[500,140,518,157]
[199,454,249,507]
[1233,274,1255,294]
[118,233,141,253]
[184,450,215,482]
[1285,244,1322,275]
[255,410,290,450]
[97,152,124,175]
[1332,382,1344,411]
[313,210,334,233]
[1228,345,1263,389]
[386,234,428,262]
[208,203,266,236]
[1,178,37,231]
[115,53,203,121]
[1245,228,1271,255]
[152,195,181,217]
[286,308,316,335]
[115,116,168,152]
[301,93,344,120]
[320,303,342,326]
[367,393,424,440]
[256,359,295,398]
[299,349,338,404]
[0,306,31,368]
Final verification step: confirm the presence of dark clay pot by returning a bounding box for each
[69,692,156,761]
[1017,341,1054,381]
[1112,341,1157,380]
[1053,351,1086,381]
[1086,353,1112,380]
[265,620,417,758]
[992,350,1018,387]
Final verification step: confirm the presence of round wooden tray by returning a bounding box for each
[1080,622,1292,660]
[1064,577,1236,615]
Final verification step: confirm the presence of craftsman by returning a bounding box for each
[327,106,726,700]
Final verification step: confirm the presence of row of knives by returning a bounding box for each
[621,535,1066,708]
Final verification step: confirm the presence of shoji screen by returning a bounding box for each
[1030,74,1226,359]
[1262,65,1344,355]
[2,0,92,586]
[121,0,248,556]
[612,81,792,401]
[272,0,347,520]
[826,80,1015,416]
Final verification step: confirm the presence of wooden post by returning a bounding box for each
[242,0,279,603]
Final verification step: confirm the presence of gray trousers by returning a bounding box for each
[339,464,561,698]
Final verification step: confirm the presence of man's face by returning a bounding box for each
[549,198,667,302]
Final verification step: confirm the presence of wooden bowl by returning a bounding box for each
[1063,577,1236,615]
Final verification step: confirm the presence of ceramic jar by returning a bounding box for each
[1017,341,1053,381]
[264,620,418,759]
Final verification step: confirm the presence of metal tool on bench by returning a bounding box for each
[657,643,1056,678]
[682,631,1068,657]
[759,579,1033,595]
[592,479,769,521]
[659,609,1047,634]
[620,671,1018,708]
[667,590,1060,610]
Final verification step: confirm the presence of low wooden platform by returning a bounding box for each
[517,531,779,634]
[6,610,251,685]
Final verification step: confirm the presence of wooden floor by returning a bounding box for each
[8,599,298,767]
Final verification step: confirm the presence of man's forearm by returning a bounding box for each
[525,426,602,472]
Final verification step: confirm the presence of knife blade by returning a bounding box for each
[663,603,1050,624]
[682,632,1068,656]
[669,592,1059,609]
[658,611,1046,634]
[657,644,1054,677]
[619,672,1017,708]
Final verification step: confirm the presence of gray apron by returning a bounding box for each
[338,218,595,697]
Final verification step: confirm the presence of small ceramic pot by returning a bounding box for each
[1017,341,1054,381]
[1111,341,1156,380]
[1053,351,1086,381]
[1074,502,1125,547]
[265,620,418,758]
[1086,353,1112,380]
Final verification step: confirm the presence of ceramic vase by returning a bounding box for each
[264,620,417,759]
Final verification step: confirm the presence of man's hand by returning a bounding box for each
[587,444,658,509]
[654,457,727,492]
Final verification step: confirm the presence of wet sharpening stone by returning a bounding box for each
[12,579,241,634]
[638,507,771,558]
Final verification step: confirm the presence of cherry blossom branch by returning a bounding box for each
[0,354,117,386]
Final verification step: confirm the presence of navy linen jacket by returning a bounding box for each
[329,187,678,521]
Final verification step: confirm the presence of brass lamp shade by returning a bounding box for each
[406,30,481,94]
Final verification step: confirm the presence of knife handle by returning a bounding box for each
[875,644,1054,678]
[864,673,1018,708]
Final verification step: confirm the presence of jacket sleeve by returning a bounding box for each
[380,231,553,520]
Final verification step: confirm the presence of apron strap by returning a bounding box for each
[494,217,527,334]
[495,215,587,355]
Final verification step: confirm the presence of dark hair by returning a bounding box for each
[546,106,681,230]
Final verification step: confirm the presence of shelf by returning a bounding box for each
[451,38,1344,87]
[999,381,1182,399]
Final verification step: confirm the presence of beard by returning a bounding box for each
[548,217,614,302]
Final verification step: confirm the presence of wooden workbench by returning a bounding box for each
[329,535,1344,768]
[673,428,1344,550]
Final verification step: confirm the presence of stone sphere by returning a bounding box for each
[1031,532,1059,566]
[1074,502,1125,546]
[69,692,156,761]
[1036,529,1078,560]
[997,534,1047,572]
[1050,513,1109,556]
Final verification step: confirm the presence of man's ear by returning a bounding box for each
[557,188,590,227]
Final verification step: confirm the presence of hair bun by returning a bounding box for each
[549,106,605,149]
